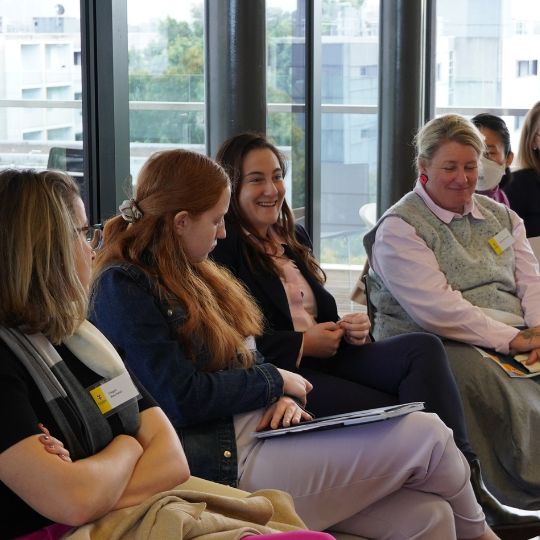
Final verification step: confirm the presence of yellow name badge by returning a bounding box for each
[90,371,140,415]
[488,228,514,255]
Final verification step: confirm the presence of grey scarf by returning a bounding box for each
[0,321,140,460]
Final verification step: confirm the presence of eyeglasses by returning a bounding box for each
[76,224,103,250]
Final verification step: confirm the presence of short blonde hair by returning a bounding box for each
[0,169,87,343]
[517,101,540,173]
[414,114,485,171]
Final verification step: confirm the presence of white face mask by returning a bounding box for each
[477,156,505,191]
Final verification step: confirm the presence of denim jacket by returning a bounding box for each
[89,262,283,486]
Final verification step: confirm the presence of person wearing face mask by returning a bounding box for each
[505,101,540,237]
[364,114,540,514]
[471,113,514,207]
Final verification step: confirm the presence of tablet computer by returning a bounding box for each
[254,402,425,439]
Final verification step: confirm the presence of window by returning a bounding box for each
[47,126,71,140]
[436,0,540,153]
[46,86,71,100]
[0,1,82,174]
[518,60,530,77]
[318,0,379,311]
[23,129,43,141]
[22,88,42,99]
[266,0,307,220]
[127,1,205,184]
[517,59,538,77]
[266,0,379,312]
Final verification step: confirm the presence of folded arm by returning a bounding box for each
[113,406,189,509]
[0,432,142,526]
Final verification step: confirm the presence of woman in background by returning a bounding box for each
[505,101,540,236]
[471,113,513,206]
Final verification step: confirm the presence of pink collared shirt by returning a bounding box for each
[274,257,318,333]
[246,226,318,365]
[371,182,540,353]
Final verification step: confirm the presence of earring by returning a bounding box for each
[419,174,428,185]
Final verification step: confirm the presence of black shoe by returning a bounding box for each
[469,459,540,540]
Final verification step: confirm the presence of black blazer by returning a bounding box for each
[504,168,540,237]
[211,223,339,371]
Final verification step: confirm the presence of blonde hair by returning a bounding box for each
[517,101,540,173]
[0,169,87,343]
[414,114,485,171]
[95,149,263,370]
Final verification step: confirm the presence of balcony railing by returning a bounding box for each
[0,99,534,118]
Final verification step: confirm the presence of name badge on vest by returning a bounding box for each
[89,371,140,416]
[488,228,514,255]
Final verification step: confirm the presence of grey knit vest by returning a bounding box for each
[363,192,522,340]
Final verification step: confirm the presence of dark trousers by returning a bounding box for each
[298,332,475,460]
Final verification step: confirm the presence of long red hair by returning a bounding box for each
[95,149,263,369]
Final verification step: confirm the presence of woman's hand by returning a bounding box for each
[302,322,344,358]
[37,424,72,462]
[338,312,371,346]
[276,368,313,405]
[522,348,540,366]
[509,326,540,353]
[256,396,313,431]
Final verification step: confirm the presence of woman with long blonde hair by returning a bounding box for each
[90,148,499,540]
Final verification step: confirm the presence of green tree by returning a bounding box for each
[128,9,204,144]
[266,7,306,208]
[129,3,354,209]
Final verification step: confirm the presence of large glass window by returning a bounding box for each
[0,1,82,176]
[127,1,205,184]
[266,0,307,221]
[436,0,540,154]
[319,0,379,312]
[266,0,379,312]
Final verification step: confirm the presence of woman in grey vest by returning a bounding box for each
[364,114,540,512]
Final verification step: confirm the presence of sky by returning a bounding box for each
[127,0,298,24]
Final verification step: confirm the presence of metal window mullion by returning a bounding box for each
[377,0,425,215]
[80,0,129,224]
[305,0,322,257]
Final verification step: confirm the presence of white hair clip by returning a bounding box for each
[119,199,143,223]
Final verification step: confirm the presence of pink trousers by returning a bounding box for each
[237,412,487,539]
[244,534,335,539]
